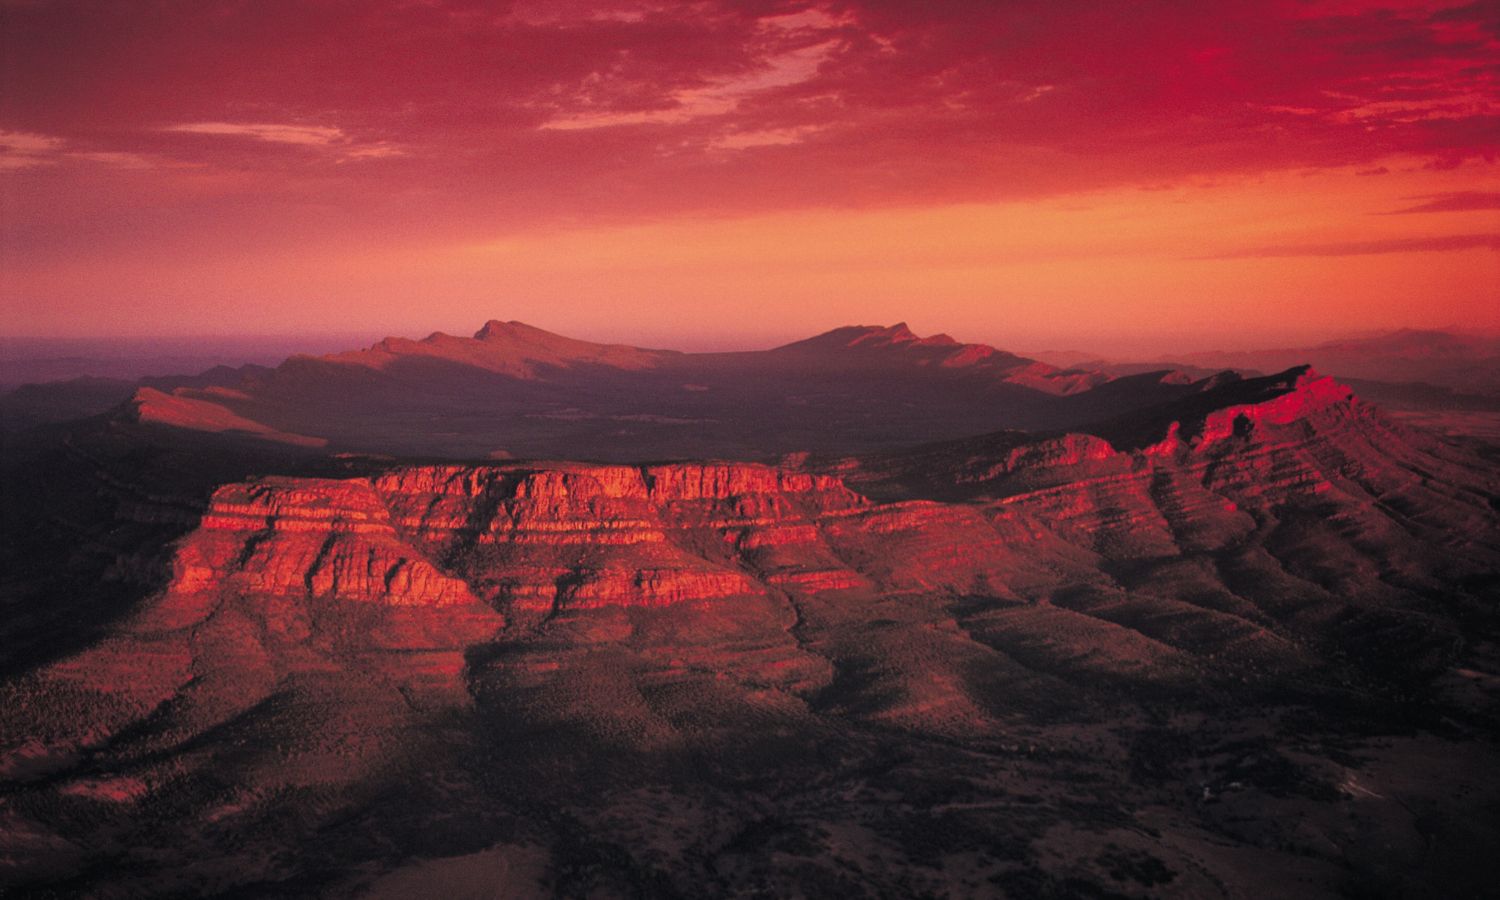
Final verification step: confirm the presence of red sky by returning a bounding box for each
[1,0,1496,355]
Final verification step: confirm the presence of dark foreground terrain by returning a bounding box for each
[1,329,1498,898]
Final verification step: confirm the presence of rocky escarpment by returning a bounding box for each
[149,461,1007,617]
[134,368,1498,633]
[829,369,1500,668]
[166,477,479,617]
[85,365,1490,734]
[975,369,1442,554]
[374,463,868,610]
[959,371,1367,557]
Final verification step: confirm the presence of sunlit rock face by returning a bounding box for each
[164,462,866,611]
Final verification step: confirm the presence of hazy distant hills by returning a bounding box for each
[111,320,1223,460]
[0,334,388,387]
[1041,328,1500,397]
[0,333,369,431]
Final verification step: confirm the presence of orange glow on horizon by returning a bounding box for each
[1,1,1496,357]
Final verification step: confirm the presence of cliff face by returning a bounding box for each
[171,477,478,612]
[138,369,1496,625]
[156,462,877,616]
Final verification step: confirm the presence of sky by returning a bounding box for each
[1,0,1496,356]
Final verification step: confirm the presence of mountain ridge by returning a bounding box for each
[113,320,1216,460]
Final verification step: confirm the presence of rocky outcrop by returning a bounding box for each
[1185,368,1355,449]
[956,434,1117,484]
[175,478,477,608]
[835,369,1497,571]
[1040,383,1338,552]
[149,463,874,620]
[143,370,1496,623]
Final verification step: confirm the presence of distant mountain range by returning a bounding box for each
[0,334,382,389]
[96,320,1231,460]
[10,325,1499,448]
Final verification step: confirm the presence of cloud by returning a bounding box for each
[0,131,158,171]
[538,16,844,132]
[1199,234,1500,259]
[0,1,1496,224]
[505,1,671,26]
[165,123,346,146]
[339,143,406,161]
[710,125,825,150]
[1385,191,1500,213]
[66,151,155,169]
[164,122,403,161]
[0,130,66,170]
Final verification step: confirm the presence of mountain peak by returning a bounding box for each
[752,322,1111,394]
[792,323,964,350]
[474,319,542,341]
[877,321,915,339]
